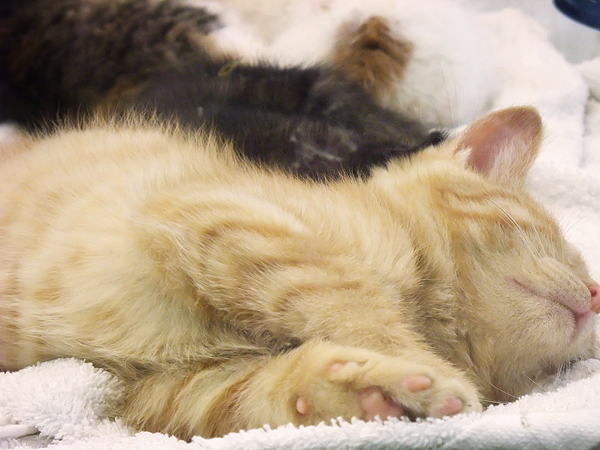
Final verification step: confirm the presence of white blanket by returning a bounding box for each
[2,5,600,450]
[3,358,600,449]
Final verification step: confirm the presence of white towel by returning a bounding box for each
[3,358,600,449]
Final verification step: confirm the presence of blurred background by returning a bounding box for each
[475,0,600,62]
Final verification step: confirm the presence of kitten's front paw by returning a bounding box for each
[293,343,481,424]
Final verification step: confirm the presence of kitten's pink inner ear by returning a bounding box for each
[455,107,543,187]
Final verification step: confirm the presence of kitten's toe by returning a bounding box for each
[438,397,464,416]
[404,377,480,418]
[396,375,473,419]
[357,387,404,420]
[296,396,310,415]
[403,374,432,392]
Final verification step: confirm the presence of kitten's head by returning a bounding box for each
[383,107,599,402]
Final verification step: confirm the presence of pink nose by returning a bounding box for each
[590,284,600,314]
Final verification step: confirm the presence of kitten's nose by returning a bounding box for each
[589,282,600,313]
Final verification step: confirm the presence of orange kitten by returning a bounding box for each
[0,107,598,440]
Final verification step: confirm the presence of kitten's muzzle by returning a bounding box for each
[511,276,599,336]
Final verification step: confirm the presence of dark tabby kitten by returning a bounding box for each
[0,0,444,179]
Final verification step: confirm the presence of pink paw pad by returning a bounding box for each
[358,387,404,421]
[296,397,310,415]
[438,397,464,416]
[403,374,432,392]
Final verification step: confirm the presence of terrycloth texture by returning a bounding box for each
[2,4,600,450]
[3,359,600,449]
[0,359,125,448]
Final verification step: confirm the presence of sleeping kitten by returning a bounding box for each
[1,107,598,440]
[191,0,499,128]
[0,0,443,179]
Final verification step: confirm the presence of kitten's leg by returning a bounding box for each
[175,105,439,179]
[148,194,422,354]
[134,64,444,179]
[148,194,446,358]
[121,340,480,440]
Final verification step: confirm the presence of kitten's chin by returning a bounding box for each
[573,310,595,338]
[547,296,595,340]
[542,298,590,342]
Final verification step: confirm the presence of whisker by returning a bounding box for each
[525,374,546,392]
[485,382,520,403]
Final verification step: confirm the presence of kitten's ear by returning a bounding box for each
[454,107,543,188]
